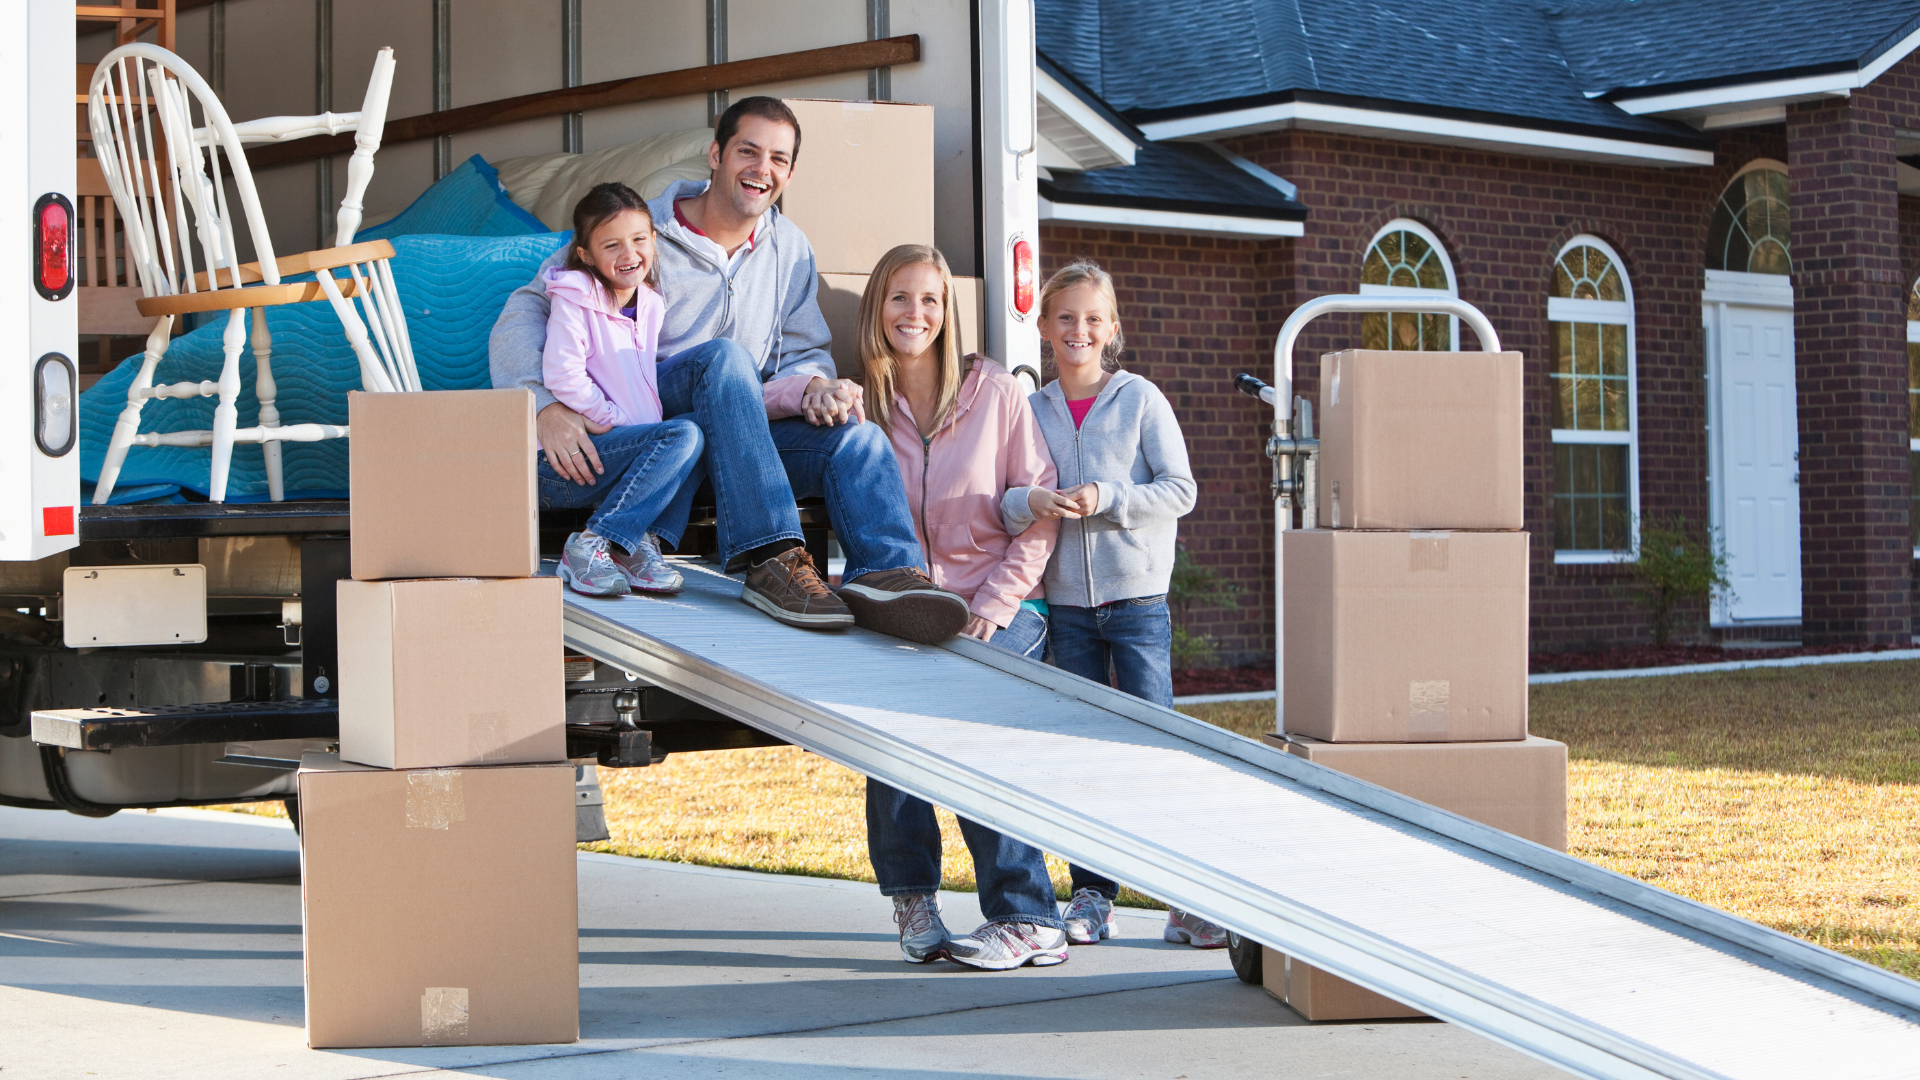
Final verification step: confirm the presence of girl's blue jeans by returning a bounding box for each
[536,418,704,555]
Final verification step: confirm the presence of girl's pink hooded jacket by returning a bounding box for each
[541,267,665,430]
[884,359,1059,629]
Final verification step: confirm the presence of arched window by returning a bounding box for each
[1908,280,1920,554]
[1707,167,1790,275]
[1550,238,1637,560]
[1359,220,1456,350]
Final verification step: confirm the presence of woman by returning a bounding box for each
[856,243,1068,971]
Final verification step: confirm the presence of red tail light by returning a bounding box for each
[1011,236,1036,317]
[34,194,74,301]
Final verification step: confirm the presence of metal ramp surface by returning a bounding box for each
[559,562,1920,1080]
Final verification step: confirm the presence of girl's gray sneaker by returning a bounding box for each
[892,893,949,963]
[1062,887,1118,944]
[558,532,631,597]
[614,533,684,594]
[943,921,1069,970]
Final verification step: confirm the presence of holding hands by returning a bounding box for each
[802,377,866,426]
[1027,482,1099,520]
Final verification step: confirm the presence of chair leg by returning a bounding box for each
[251,308,284,501]
[208,308,246,503]
[93,316,174,505]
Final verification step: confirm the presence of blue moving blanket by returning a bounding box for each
[80,232,567,503]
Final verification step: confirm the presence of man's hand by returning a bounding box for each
[1027,487,1086,520]
[961,614,999,642]
[538,402,609,486]
[801,377,865,426]
[1057,483,1100,518]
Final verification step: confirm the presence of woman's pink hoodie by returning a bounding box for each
[541,267,665,430]
[883,359,1059,629]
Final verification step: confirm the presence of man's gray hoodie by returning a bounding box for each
[1002,371,1196,607]
[489,178,835,413]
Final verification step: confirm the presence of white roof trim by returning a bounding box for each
[1039,197,1303,239]
[1035,68,1137,169]
[1137,100,1714,167]
[1614,22,1920,121]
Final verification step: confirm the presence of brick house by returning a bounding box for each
[1027,0,1920,663]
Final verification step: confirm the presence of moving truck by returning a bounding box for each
[0,0,1044,822]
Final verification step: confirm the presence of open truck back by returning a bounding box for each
[1,0,1040,817]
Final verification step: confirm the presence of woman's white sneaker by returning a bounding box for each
[943,921,1069,970]
[1163,908,1230,949]
[613,533,684,594]
[1062,887,1118,945]
[891,893,949,963]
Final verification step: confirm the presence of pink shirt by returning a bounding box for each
[883,360,1060,629]
[1067,396,1096,428]
[541,268,665,434]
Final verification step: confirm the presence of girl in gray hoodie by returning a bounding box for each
[1002,259,1227,951]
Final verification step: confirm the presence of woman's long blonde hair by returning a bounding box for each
[857,244,963,433]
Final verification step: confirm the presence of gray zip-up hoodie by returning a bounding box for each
[489,178,835,412]
[1002,371,1196,607]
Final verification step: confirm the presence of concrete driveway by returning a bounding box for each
[0,804,1562,1079]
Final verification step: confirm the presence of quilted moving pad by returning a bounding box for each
[80,232,566,503]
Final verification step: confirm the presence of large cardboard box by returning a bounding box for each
[349,389,539,581]
[817,272,984,376]
[1259,733,1569,1020]
[1284,528,1528,743]
[1316,350,1524,530]
[337,577,565,769]
[299,755,578,1048]
[779,99,935,275]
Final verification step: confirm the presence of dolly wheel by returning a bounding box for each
[1227,931,1264,985]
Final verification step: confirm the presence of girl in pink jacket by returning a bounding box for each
[854,244,1069,972]
[540,183,703,598]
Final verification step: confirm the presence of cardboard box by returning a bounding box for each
[1259,732,1568,1020]
[349,389,539,581]
[337,577,565,769]
[1316,350,1524,530]
[817,272,984,377]
[1284,529,1528,742]
[779,99,935,274]
[298,754,578,1048]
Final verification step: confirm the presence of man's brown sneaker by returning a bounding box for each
[741,547,854,630]
[838,568,970,644]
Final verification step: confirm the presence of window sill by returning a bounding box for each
[1554,551,1634,565]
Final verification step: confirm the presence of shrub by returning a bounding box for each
[1623,516,1732,647]
[1169,544,1242,668]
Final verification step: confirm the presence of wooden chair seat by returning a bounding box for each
[135,276,365,318]
[189,239,395,291]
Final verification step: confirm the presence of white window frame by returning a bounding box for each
[1357,219,1458,350]
[1549,236,1640,564]
[1909,316,1920,559]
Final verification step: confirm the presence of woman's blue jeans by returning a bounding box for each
[536,418,704,556]
[1048,595,1174,899]
[865,607,1060,928]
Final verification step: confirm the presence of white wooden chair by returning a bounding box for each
[86,44,420,504]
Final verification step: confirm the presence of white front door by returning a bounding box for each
[1713,302,1801,622]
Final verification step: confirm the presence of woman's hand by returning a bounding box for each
[1027,487,1085,520]
[538,402,606,486]
[1057,483,1100,518]
[802,377,866,426]
[961,614,999,642]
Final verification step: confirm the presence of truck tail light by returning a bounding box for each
[34,194,74,301]
[35,353,77,457]
[1011,236,1035,318]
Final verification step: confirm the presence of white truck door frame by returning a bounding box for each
[1,0,80,562]
[977,0,1041,383]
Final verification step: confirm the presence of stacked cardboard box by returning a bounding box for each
[1271,350,1567,1022]
[299,389,577,1049]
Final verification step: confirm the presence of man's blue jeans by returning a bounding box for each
[1048,595,1175,899]
[536,419,704,555]
[865,609,1060,928]
[656,339,923,578]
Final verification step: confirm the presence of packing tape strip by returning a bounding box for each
[406,770,466,830]
[468,712,511,762]
[420,986,470,1044]
[1408,531,1450,572]
[1409,679,1450,738]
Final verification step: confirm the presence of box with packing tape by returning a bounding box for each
[1283,528,1528,743]
[1258,732,1568,1020]
[337,576,565,769]
[298,754,578,1048]
[349,389,540,581]
[1317,349,1524,530]
[778,99,935,275]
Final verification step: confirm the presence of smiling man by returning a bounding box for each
[491,97,968,643]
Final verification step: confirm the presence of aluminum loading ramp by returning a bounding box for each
[559,562,1920,1080]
